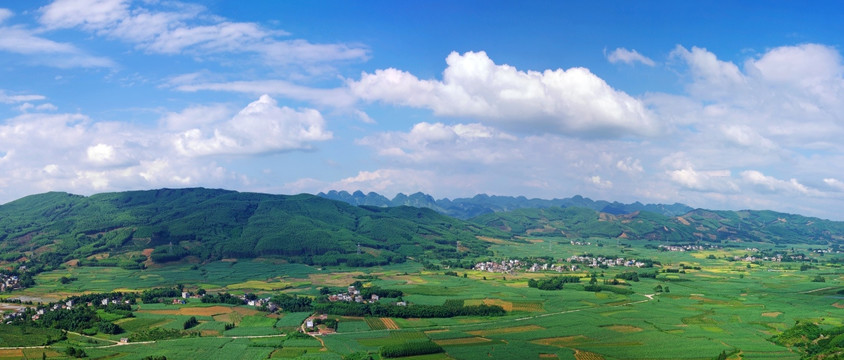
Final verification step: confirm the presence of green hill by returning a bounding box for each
[0,188,501,268]
[471,206,844,245]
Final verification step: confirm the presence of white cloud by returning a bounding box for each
[588,175,612,188]
[670,45,746,101]
[667,167,738,193]
[0,9,13,24]
[39,0,127,30]
[173,94,332,156]
[616,157,643,174]
[160,104,231,131]
[0,90,46,104]
[357,122,517,164]
[0,94,334,201]
[354,110,375,124]
[740,170,814,195]
[172,79,356,108]
[607,47,655,66]
[720,124,776,151]
[823,178,844,192]
[349,51,659,137]
[38,0,368,66]
[747,43,842,91]
[0,15,114,68]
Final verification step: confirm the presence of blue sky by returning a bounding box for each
[2,1,844,220]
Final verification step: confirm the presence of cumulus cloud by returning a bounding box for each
[671,45,747,101]
[173,94,332,156]
[656,43,844,195]
[38,0,367,66]
[349,51,658,137]
[0,95,332,200]
[588,175,612,189]
[606,47,655,66]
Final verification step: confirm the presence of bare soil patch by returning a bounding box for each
[762,312,782,318]
[533,335,588,347]
[601,324,643,333]
[574,349,605,360]
[476,236,507,244]
[381,317,399,330]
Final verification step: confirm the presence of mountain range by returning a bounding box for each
[0,188,840,272]
[317,190,693,219]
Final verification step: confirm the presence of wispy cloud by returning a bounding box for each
[0,8,114,68]
[38,0,368,67]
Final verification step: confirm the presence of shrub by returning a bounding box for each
[380,341,443,358]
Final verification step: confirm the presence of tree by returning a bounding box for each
[183,316,199,330]
[654,284,663,293]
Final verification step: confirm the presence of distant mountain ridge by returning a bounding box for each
[317,190,693,219]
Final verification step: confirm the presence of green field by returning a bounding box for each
[1,236,842,359]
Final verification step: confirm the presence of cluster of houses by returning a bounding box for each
[735,253,786,262]
[473,256,649,273]
[473,259,577,274]
[3,296,132,323]
[0,273,21,292]
[566,255,647,268]
[526,262,576,272]
[326,285,381,304]
[473,259,524,274]
[659,244,720,252]
[2,306,27,323]
[569,240,592,246]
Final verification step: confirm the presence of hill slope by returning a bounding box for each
[0,188,500,268]
[470,206,844,245]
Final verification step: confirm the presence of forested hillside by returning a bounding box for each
[471,206,844,245]
[0,188,502,269]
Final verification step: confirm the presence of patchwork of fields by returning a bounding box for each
[0,239,842,359]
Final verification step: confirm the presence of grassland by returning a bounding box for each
[1,236,842,359]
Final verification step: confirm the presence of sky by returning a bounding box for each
[2,1,844,220]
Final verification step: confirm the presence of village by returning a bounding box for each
[658,244,721,252]
[473,254,651,274]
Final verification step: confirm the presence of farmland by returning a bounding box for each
[0,236,841,359]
